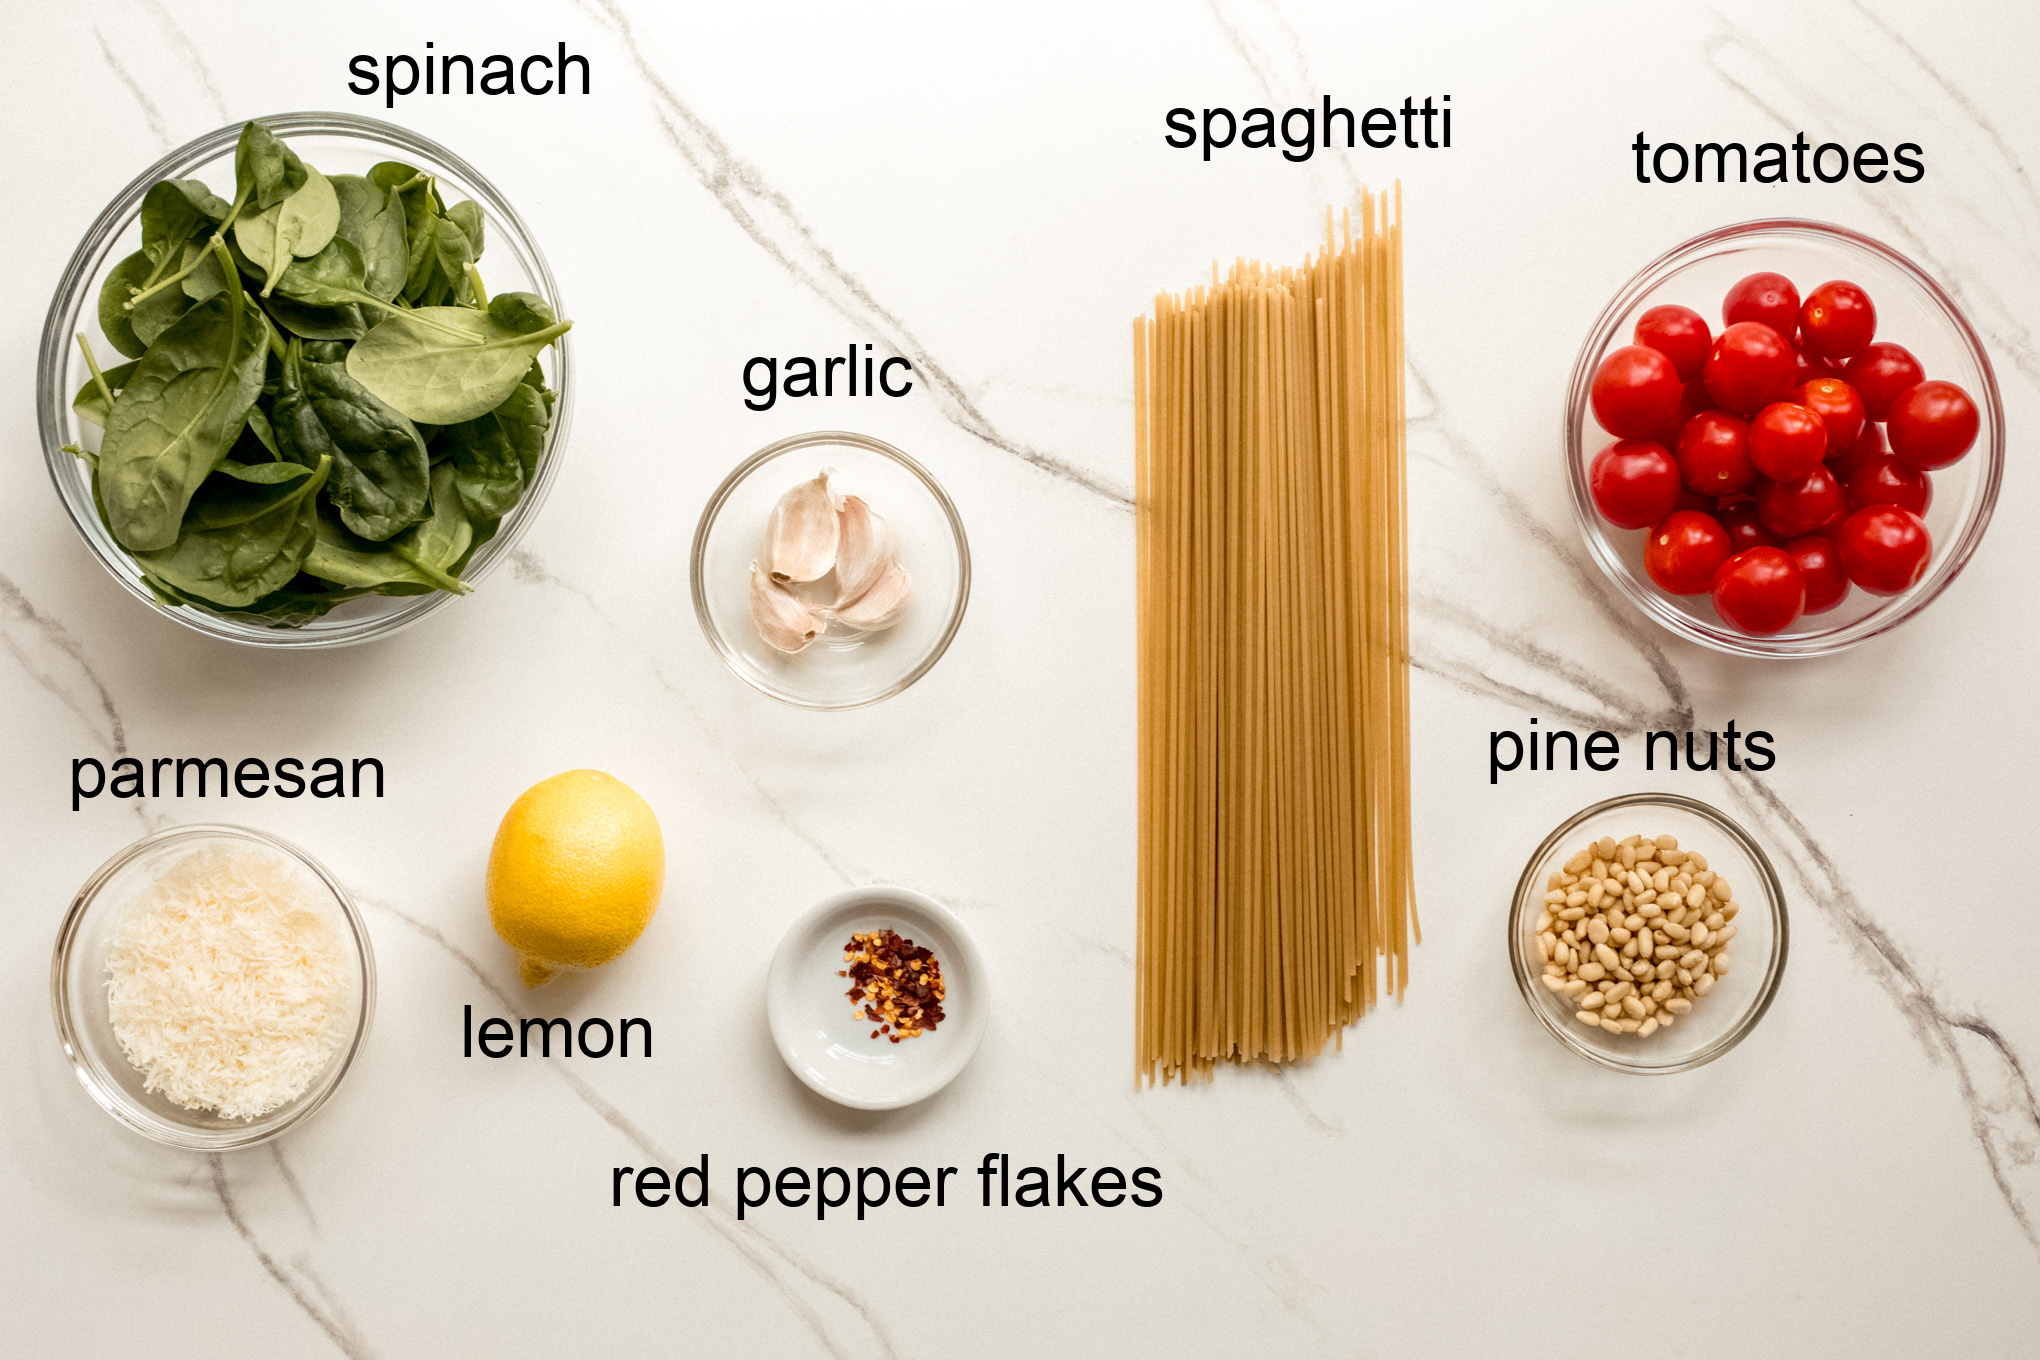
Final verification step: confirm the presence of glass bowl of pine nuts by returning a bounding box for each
[1508,793,1787,1073]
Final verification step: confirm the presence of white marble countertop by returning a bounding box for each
[4,1,2038,1355]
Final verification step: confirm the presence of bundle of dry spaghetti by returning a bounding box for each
[1133,189,1414,1086]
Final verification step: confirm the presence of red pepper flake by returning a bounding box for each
[841,928,946,1042]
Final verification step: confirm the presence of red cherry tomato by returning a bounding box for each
[1827,419,1885,483]
[1841,342,1925,420]
[1634,305,1712,381]
[1722,272,1801,339]
[1674,410,1754,497]
[1645,510,1732,595]
[1703,322,1797,415]
[1647,377,1708,444]
[1756,464,1848,538]
[1589,438,1682,529]
[1799,280,1877,360]
[1716,497,1780,552]
[1784,534,1851,614]
[1844,453,1933,517]
[1591,345,1684,439]
[1748,402,1829,481]
[1836,505,1932,595]
[1886,379,1979,470]
[1671,483,1713,513]
[1711,545,1806,634]
[1791,348,1840,385]
[1792,377,1866,454]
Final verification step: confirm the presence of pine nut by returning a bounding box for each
[1536,831,1737,1041]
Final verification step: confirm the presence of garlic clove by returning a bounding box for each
[832,495,897,608]
[749,561,825,653]
[833,559,913,632]
[766,470,839,583]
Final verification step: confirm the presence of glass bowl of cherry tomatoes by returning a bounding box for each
[1566,219,2003,657]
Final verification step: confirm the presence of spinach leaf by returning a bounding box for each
[369,162,449,304]
[181,242,230,302]
[131,455,330,607]
[99,283,268,552]
[441,380,547,519]
[270,236,370,308]
[521,357,556,417]
[301,341,349,363]
[235,120,308,212]
[265,294,366,341]
[303,506,443,590]
[73,356,140,428]
[346,306,572,425]
[140,179,220,263]
[97,251,154,358]
[330,173,408,302]
[244,403,280,457]
[237,167,340,296]
[446,199,485,259]
[130,243,202,347]
[389,460,476,591]
[272,338,430,540]
[488,292,555,335]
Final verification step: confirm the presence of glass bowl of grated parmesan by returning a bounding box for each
[50,823,374,1148]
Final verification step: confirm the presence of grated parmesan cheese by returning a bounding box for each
[104,842,351,1121]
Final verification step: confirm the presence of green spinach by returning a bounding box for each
[99,266,268,551]
[272,338,430,541]
[346,306,570,425]
[74,123,566,625]
[131,455,330,607]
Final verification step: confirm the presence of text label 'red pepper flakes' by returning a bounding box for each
[840,929,945,1042]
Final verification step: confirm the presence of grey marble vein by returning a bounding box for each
[1213,0,2040,1259]
[1701,23,2040,385]
[208,1155,378,1359]
[90,24,171,151]
[570,0,1129,507]
[136,0,229,122]
[0,570,128,758]
[362,894,907,1360]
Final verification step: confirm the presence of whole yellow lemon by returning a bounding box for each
[487,769,665,987]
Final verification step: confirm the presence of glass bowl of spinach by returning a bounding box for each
[36,112,572,646]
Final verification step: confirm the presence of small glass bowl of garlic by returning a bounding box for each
[692,431,970,708]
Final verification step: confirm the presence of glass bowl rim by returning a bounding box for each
[1505,791,1789,1074]
[690,429,972,709]
[49,821,377,1148]
[1563,216,2005,659]
[36,109,573,650]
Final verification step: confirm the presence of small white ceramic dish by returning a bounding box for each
[766,885,986,1110]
